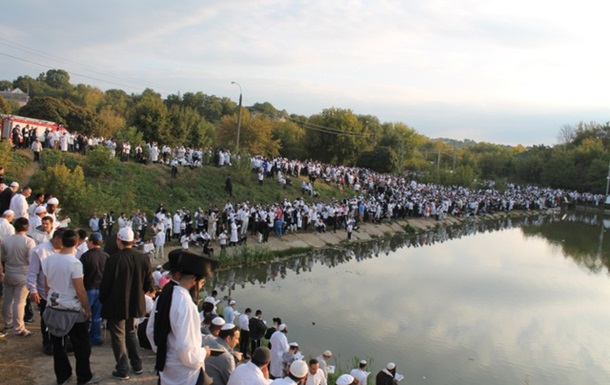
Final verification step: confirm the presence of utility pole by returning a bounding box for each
[605,160,610,204]
[453,147,456,172]
[231,81,242,154]
[437,149,441,170]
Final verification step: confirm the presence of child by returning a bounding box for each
[180,233,189,250]
[219,230,228,251]
[143,238,155,263]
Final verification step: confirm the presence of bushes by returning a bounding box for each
[34,164,93,225]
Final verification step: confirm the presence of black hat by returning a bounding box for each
[177,251,218,277]
[162,249,182,271]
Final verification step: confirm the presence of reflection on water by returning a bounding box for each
[211,212,610,291]
[209,211,610,385]
[521,212,610,274]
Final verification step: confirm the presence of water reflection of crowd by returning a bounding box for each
[210,214,566,290]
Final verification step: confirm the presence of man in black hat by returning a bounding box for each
[147,251,218,385]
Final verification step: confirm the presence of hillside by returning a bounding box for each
[19,147,354,227]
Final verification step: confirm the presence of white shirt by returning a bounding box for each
[269,331,289,378]
[156,230,166,246]
[270,377,297,385]
[147,285,206,385]
[306,369,327,385]
[75,241,89,260]
[350,369,369,385]
[9,193,29,219]
[227,361,271,385]
[224,305,236,324]
[27,215,42,236]
[41,252,83,309]
[153,270,162,286]
[238,313,249,331]
[0,217,14,241]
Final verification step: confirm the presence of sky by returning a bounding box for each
[2,0,609,146]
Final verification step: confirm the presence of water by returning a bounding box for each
[209,212,610,385]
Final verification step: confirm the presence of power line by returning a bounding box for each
[0,38,175,92]
[0,51,148,91]
[288,116,370,137]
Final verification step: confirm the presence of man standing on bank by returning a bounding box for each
[99,227,153,380]
[147,251,218,385]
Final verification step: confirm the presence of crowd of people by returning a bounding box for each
[0,151,415,385]
[1,126,608,385]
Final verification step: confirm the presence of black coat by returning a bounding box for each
[99,247,152,320]
[249,317,267,340]
[0,188,14,214]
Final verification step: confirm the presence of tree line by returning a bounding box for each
[1,69,609,194]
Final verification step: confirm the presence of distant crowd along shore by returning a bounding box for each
[10,126,607,249]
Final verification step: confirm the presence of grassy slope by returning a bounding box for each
[26,149,355,227]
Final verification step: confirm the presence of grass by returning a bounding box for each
[217,245,314,269]
[22,147,356,227]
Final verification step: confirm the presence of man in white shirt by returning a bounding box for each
[42,229,96,385]
[1,217,35,336]
[306,359,327,385]
[9,186,31,219]
[28,205,48,237]
[269,324,289,379]
[315,351,333,380]
[28,228,63,354]
[238,308,252,358]
[89,214,99,233]
[0,210,15,241]
[270,360,308,385]
[147,251,217,385]
[349,361,369,385]
[223,299,237,324]
[227,346,272,385]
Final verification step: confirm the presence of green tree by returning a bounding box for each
[272,120,306,159]
[356,146,398,173]
[19,96,69,124]
[114,126,144,147]
[128,88,169,143]
[217,109,280,156]
[0,95,11,114]
[34,164,93,225]
[0,80,12,90]
[167,105,214,147]
[304,107,372,164]
[251,102,280,118]
[97,106,126,138]
[43,69,71,89]
[13,75,51,98]
[69,84,104,111]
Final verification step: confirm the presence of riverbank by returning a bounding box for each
[0,208,557,385]
[215,208,559,268]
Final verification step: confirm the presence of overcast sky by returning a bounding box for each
[2,0,608,146]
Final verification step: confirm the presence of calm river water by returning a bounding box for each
[209,211,610,385]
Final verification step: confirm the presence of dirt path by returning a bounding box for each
[14,148,39,186]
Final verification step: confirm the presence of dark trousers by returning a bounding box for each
[51,321,92,384]
[239,329,250,356]
[251,338,261,354]
[24,297,34,321]
[108,318,142,375]
[38,299,51,346]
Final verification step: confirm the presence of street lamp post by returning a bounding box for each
[605,160,610,204]
[231,81,242,154]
